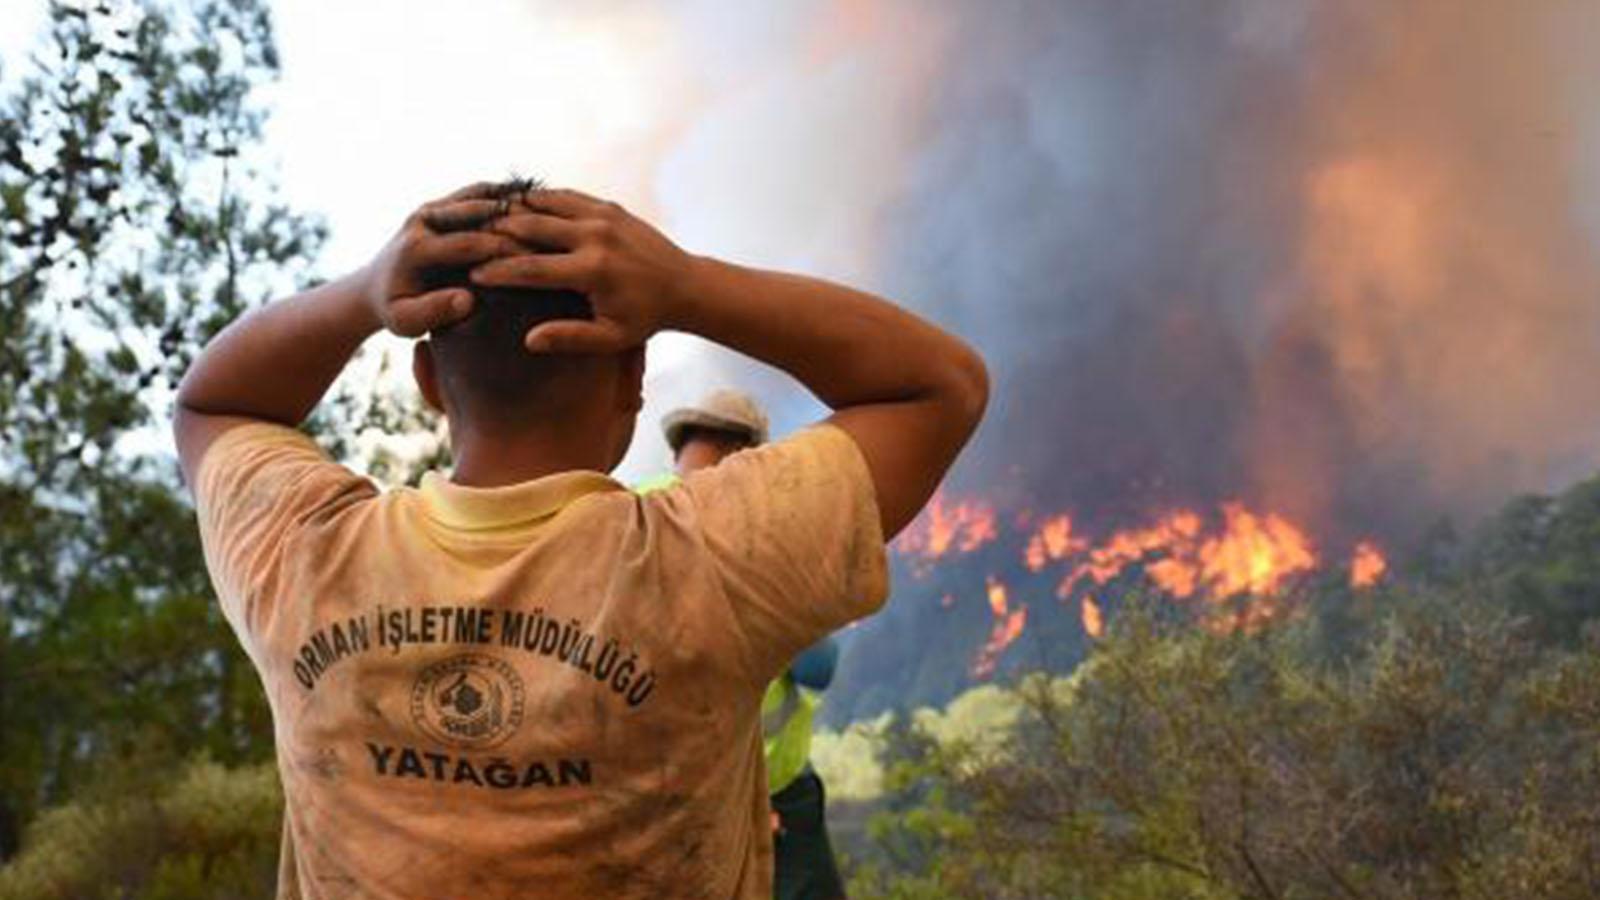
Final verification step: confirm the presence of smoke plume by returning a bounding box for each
[861,0,1600,543]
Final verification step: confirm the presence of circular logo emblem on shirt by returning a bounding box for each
[410,654,525,750]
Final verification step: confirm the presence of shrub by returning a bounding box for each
[0,758,282,900]
[851,594,1600,899]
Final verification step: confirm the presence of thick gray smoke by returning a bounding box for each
[855,0,1600,544]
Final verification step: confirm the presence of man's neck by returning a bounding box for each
[447,428,615,488]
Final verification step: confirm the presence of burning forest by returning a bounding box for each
[885,491,1387,684]
[803,0,1600,726]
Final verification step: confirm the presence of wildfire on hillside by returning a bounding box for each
[1349,541,1388,588]
[893,492,1391,678]
[1051,504,1319,604]
[1081,595,1105,639]
[892,491,999,576]
[971,577,1027,678]
[1024,514,1086,572]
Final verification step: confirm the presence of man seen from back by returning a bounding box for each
[172,180,988,899]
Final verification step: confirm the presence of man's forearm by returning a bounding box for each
[668,257,986,415]
[666,256,988,535]
[176,271,380,426]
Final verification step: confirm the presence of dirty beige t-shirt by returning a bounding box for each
[193,422,887,900]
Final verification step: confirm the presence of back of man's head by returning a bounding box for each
[409,179,646,472]
[424,276,596,426]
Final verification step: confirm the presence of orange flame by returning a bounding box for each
[971,576,1028,678]
[894,492,999,572]
[986,577,1009,617]
[1057,510,1203,598]
[1052,504,1316,611]
[1081,595,1104,639]
[1196,504,1318,598]
[906,489,1375,650]
[1349,541,1388,589]
[1024,514,1087,572]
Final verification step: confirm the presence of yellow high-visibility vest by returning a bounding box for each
[632,472,679,495]
[762,674,819,795]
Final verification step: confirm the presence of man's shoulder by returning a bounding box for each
[192,418,376,535]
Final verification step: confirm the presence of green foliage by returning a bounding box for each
[0,758,282,900]
[849,588,1600,899]
[0,0,320,859]
[812,713,893,801]
[0,2,460,886]
[1454,473,1600,646]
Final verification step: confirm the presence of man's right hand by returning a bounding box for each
[468,189,698,354]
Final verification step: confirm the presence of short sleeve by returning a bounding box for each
[674,424,888,683]
[192,423,375,638]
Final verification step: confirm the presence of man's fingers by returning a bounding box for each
[516,188,606,220]
[487,213,584,251]
[416,231,521,268]
[435,181,501,203]
[421,199,504,233]
[523,320,630,355]
[470,253,591,291]
[387,288,474,338]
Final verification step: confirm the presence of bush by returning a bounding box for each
[850,593,1600,899]
[0,758,282,900]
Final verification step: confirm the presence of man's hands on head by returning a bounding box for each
[468,189,698,354]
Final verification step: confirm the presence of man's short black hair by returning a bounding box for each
[424,272,594,425]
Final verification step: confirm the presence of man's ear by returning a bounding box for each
[617,345,646,413]
[412,340,446,413]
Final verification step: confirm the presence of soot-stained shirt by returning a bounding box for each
[192,422,887,900]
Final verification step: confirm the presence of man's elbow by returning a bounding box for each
[172,365,254,422]
[944,343,990,434]
[173,363,203,414]
[172,371,199,438]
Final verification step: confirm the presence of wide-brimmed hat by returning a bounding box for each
[661,388,770,453]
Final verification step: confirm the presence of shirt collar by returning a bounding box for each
[417,469,624,531]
